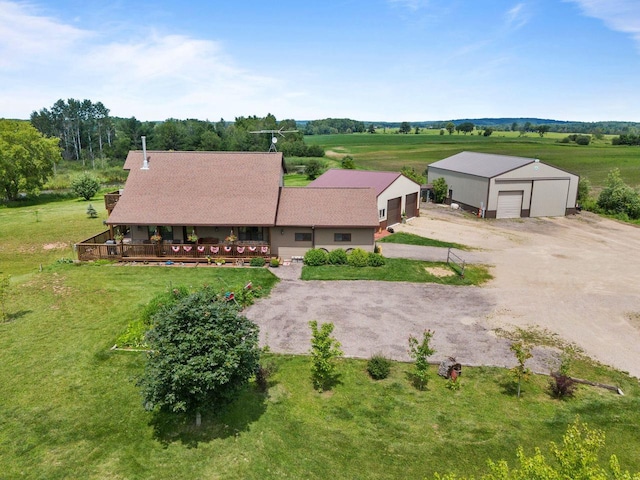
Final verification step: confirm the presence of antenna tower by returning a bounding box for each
[249,127,299,152]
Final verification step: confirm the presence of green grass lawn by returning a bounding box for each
[378,232,470,250]
[301,258,491,285]
[1,192,639,478]
[304,132,640,190]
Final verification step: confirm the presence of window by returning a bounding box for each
[295,232,312,242]
[379,208,386,218]
[239,226,264,241]
[334,233,352,242]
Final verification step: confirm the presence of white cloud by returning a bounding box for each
[0,1,291,120]
[0,0,90,69]
[387,0,430,11]
[565,0,640,50]
[505,3,530,30]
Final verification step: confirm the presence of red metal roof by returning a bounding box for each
[308,169,401,196]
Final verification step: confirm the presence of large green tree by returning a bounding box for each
[0,120,61,200]
[139,287,260,426]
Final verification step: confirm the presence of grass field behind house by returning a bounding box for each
[303,131,640,190]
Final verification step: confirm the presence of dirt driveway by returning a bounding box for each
[245,206,640,378]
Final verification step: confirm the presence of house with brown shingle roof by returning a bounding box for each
[308,169,421,230]
[76,150,379,262]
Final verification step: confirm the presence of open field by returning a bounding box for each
[304,132,640,189]
[1,192,640,478]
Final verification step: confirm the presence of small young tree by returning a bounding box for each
[432,177,448,203]
[510,341,532,398]
[139,287,260,426]
[309,320,343,391]
[71,172,101,200]
[86,203,98,218]
[408,329,436,390]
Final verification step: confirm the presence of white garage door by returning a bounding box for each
[496,191,523,219]
[530,179,569,217]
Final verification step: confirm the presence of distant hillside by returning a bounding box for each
[299,118,640,135]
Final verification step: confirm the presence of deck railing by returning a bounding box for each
[76,240,271,262]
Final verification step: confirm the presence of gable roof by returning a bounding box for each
[276,187,379,227]
[108,151,284,226]
[308,169,403,196]
[428,151,536,178]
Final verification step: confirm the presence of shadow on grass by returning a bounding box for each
[404,371,432,391]
[3,191,76,208]
[149,385,268,448]
[2,310,32,323]
[312,372,343,393]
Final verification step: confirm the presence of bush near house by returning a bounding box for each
[304,248,328,266]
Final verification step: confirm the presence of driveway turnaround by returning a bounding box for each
[245,206,640,378]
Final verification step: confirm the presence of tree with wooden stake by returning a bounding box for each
[510,341,532,398]
[408,329,436,390]
[309,320,343,391]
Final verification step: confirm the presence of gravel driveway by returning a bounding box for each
[246,206,640,378]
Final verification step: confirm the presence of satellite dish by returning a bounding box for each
[272,137,278,144]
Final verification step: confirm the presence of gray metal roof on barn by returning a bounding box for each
[428,151,536,178]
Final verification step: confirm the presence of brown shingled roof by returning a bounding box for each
[276,187,379,227]
[107,151,284,226]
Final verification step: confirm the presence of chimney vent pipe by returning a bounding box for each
[141,136,149,170]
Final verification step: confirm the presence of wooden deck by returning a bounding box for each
[76,231,271,263]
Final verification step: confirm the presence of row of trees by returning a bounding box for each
[303,118,366,135]
[30,100,325,164]
[30,99,113,167]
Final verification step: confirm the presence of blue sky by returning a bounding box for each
[1,0,639,122]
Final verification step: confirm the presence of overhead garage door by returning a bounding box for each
[530,179,569,217]
[496,191,523,219]
[387,197,402,225]
[405,192,418,218]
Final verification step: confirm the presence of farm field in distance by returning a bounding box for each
[303,130,640,190]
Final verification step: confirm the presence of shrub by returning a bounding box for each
[367,252,385,267]
[250,257,266,267]
[432,177,448,203]
[328,248,348,265]
[269,258,280,268]
[367,354,391,380]
[347,248,369,267]
[576,135,591,145]
[304,248,328,266]
[71,172,101,200]
[341,156,356,169]
[549,373,576,399]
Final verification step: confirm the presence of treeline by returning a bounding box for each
[303,118,366,135]
[612,133,640,146]
[30,100,324,164]
[317,118,640,136]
